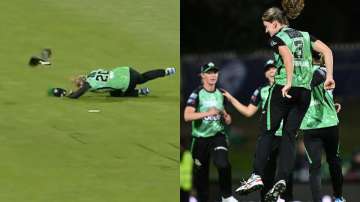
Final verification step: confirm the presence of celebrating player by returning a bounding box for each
[236,0,335,201]
[184,62,237,202]
[222,60,293,201]
[299,53,346,202]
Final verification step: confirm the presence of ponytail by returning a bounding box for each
[281,0,304,20]
[262,0,305,24]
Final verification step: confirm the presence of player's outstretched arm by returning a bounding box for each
[67,82,90,99]
[222,90,258,117]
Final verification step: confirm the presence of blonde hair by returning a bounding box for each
[262,0,305,24]
[72,75,86,88]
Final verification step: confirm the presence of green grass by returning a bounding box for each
[0,0,179,201]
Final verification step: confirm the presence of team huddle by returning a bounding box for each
[183,0,345,202]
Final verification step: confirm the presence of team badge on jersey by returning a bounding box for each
[251,89,260,102]
[270,40,278,47]
[187,93,198,106]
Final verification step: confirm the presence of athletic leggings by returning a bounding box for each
[110,68,165,97]
[303,126,343,202]
[191,133,233,202]
[253,84,311,183]
[259,136,294,202]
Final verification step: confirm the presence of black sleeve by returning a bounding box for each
[249,87,262,106]
[67,82,90,99]
[310,35,318,43]
[219,88,229,108]
[186,88,200,108]
[269,36,286,53]
[310,34,318,51]
[311,67,326,88]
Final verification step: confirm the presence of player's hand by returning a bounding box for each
[221,89,234,102]
[281,84,292,98]
[334,103,341,113]
[207,107,220,116]
[222,111,232,125]
[324,78,335,90]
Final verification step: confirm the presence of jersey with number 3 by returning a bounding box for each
[86,66,130,92]
[270,27,315,90]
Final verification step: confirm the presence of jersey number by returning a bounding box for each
[95,71,109,82]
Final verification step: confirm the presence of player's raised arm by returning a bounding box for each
[222,89,258,117]
[312,40,335,90]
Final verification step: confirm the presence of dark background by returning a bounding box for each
[181,0,360,201]
[181,0,360,54]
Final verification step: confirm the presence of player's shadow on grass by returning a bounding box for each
[2,101,18,106]
[68,132,87,144]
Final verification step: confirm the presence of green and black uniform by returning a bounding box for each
[67,66,165,98]
[250,85,293,201]
[86,67,131,93]
[186,86,233,202]
[253,27,317,183]
[300,66,343,202]
[250,85,283,136]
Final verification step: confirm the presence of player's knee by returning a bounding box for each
[283,127,297,139]
[214,158,230,170]
[137,75,146,84]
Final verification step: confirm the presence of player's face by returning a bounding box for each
[265,67,276,82]
[263,21,278,37]
[202,70,218,85]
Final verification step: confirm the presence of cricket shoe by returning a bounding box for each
[264,180,286,202]
[235,173,264,195]
[165,67,176,76]
[221,196,238,202]
[139,87,150,96]
[334,197,346,202]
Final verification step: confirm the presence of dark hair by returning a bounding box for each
[263,59,275,73]
[262,0,305,25]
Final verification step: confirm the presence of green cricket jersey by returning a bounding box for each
[250,85,283,136]
[86,66,130,92]
[270,27,315,90]
[186,87,227,138]
[300,66,339,130]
